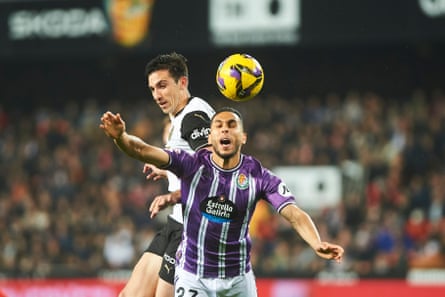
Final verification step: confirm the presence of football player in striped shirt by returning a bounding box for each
[101,107,344,297]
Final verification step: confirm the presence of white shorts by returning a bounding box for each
[174,267,258,297]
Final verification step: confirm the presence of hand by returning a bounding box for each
[143,163,167,181]
[314,242,344,263]
[148,190,181,219]
[100,111,125,139]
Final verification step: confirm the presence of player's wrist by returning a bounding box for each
[119,130,127,140]
[113,131,126,145]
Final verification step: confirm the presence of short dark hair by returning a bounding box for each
[144,52,188,82]
[211,107,243,123]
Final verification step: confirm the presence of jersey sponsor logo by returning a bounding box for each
[278,182,292,197]
[200,195,238,223]
[236,173,249,190]
[190,127,210,140]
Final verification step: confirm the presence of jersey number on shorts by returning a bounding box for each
[176,287,198,297]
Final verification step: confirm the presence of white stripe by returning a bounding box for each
[180,166,204,270]
[197,216,208,277]
[217,171,237,278]
[239,173,256,273]
[196,167,220,277]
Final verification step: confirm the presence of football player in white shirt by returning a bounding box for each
[118,52,214,297]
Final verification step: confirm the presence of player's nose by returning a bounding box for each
[152,89,162,101]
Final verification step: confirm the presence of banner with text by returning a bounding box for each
[0,0,445,57]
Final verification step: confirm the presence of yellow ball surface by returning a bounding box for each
[216,53,264,102]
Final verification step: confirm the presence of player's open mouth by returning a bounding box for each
[220,138,231,145]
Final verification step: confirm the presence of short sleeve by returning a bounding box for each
[181,111,211,151]
[261,168,297,213]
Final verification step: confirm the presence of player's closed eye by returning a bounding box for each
[228,120,237,128]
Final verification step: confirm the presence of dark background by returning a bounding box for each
[1,0,445,111]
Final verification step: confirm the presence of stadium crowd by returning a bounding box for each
[1,87,445,280]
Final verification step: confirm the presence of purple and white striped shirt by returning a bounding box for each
[165,149,296,278]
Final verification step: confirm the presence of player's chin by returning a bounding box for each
[160,107,170,114]
[215,149,236,159]
[158,103,170,113]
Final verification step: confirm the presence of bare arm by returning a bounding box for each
[100,111,170,167]
[280,204,344,262]
[114,132,169,167]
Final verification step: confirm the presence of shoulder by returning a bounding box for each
[169,146,210,158]
[242,154,264,172]
[196,148,212,159]
[242,155,279,181]
[187,97,211,108]
[182,110,211,127]
[168,148,210,169]
[180,98,213,134]
[165,148,194,166]
[184,97,215,116]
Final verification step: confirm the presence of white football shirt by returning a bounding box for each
[165,97,215,222]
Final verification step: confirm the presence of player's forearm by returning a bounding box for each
[114,132,168,167]
[280,204,322,250]
[114,131,145,160]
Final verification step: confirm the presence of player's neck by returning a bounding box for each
[211,153,241,170]
[171,95,191,117]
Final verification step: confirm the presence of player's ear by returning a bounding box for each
[179,76,188,88]
[241,132,247,144]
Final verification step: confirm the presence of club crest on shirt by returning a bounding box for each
[236,173,249,190]
[200,196,238,223]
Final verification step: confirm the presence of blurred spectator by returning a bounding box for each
[409,219,445,269]
[103,217,135,269]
